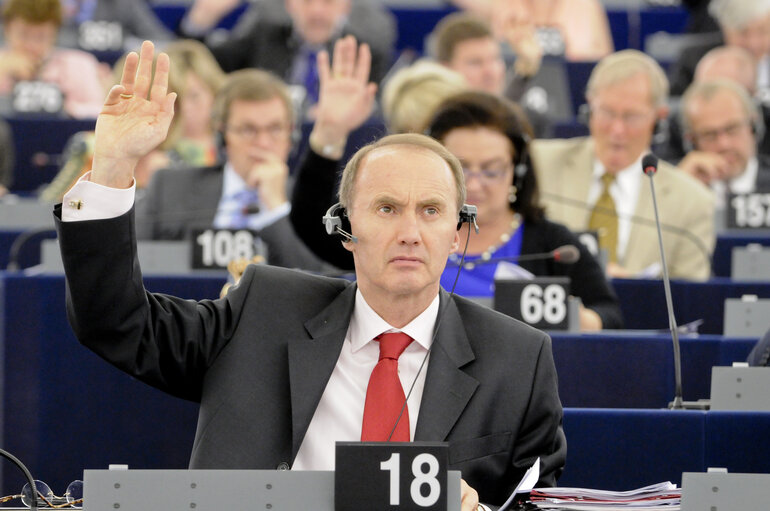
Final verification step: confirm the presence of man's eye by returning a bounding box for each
[425,207,439,215]
[378,205,393,214]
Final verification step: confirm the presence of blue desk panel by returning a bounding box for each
[551,333,755,408]
[612,277,770,334]
[5,116,95,193]
[0,229,55,269]
[561,409,706,490]
[712,231,770,278]
[0,273,223,494]
[1,273,766,495]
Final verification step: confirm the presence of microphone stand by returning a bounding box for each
[643,157,708,410]
[644,168,683,409]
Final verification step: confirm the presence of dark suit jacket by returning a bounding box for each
[55,207,566,506]
[668,32,723,96]
[136,163,326,271]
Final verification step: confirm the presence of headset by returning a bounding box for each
[322,202,478,243]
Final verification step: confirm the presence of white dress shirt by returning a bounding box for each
[292,289,438,470]
[588,154,644,262]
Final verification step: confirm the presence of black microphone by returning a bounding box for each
[642,153,701,410]
[445,244,580,268]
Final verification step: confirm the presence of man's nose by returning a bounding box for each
[396,211,421,245]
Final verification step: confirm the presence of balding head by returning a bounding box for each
[695,45,757,93]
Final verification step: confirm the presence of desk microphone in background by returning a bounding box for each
[642,154,702,410]
[445,244,580,268]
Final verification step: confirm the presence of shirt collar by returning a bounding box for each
[729,156,759,194]
[349,288,439,353]
[593,153,645,192]
[221,161,250,198]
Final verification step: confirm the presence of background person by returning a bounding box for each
[427,91,623,330]
[530,50,715,280]
[678,78,770,207]
[0,0,105,118]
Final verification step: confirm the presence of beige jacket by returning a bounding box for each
[530,137,715,280]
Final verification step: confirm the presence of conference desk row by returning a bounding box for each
[1,271,767,495]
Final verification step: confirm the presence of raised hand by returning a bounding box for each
[493,0,542,77]
[91,41,177,188]
[310,35,378,159]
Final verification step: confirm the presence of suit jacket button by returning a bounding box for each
[276,462,290,470]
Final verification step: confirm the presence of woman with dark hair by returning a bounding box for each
[428,91,622,330]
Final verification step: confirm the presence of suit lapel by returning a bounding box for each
[414,291,479,441]
[559,139,594,227]
[288,284,357,460]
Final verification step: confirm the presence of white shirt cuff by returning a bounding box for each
[61,171,136,222]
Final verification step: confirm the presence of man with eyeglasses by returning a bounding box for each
[679,78,770,208]
[531,50,715,280]
[135,67,326,270]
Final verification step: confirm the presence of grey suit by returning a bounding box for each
[136,164,327,271]
[531,137,715,280]
[55,207,566,506]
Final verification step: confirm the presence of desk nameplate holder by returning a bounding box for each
[722,296,770,338]
[82,469,461,510]
[39,239,229,276]
[681,471,770,511]
[731,245,770,281]
[710,366,770,411]
[0,199,54,229]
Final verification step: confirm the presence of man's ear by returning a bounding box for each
[656,104,670,123]
[450,230,461,254]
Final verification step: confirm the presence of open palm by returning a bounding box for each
[92,41,176,188]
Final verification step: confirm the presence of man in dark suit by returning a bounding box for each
[678,78,770,211]
[55,41,565,509]
[135,67,324,270]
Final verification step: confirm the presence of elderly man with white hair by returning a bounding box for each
[669,0,770,96]
[531,50,715,280]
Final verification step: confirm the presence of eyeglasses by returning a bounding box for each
[693,120,751,145]
[226,122,289,141]
[0,479,83,508]
[591,105,655,129]
[462,162,512,183]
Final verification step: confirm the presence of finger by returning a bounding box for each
[354,43,372,84]
[150,51,170,104]
[161,91,177,116]
[104,84,128,107]
[339,35,356,77]
[134,40,155,100]
[120,51,139,94]
[331,36,347,78]
[317,49,331,89]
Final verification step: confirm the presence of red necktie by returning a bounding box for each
[361,332,414,442]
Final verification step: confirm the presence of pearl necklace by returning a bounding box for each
[450,213,522,270]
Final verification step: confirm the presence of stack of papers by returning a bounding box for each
[530,482,681,510]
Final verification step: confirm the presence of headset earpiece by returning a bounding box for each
[458,204,478,233]
[322,203,357,243]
